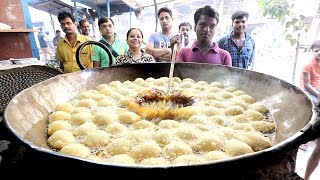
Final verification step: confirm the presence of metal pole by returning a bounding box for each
[106,0,110,18]
[21,0,39,59]
[73,1,79,25]
[129,8,132,28]
[292,16,302,84]
[153,0,158,32]
[49,11,56,33]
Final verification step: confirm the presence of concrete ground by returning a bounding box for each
[296,141,320,179]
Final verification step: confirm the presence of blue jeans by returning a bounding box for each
[306,90,320,104]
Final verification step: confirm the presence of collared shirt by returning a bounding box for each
[218,32,255,69]
[91,33,128,67]
[300,57,320,90]
[56,34,92,73]
[176,41,232,66]
[115,50,156,65]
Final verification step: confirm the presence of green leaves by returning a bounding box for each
[259,0,309,46]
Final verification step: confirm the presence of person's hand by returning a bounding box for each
[170,34,180,50]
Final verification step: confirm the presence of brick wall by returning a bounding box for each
[0,0,33,60]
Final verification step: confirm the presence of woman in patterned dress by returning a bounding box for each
[115,28,155,65]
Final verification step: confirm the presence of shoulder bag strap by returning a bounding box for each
[99,40,119,57]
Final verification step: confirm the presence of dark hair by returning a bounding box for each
[79,18,90,27]
[231,11,249,21]
[311,40,320,50]
[98,17,114,27]
[55,30,60,34]
[157,7,172,18]
[58,11,76,23]
[126,28,144,39]
[179,22,192,30]
[194,5,219,25]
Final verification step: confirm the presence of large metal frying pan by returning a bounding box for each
[3,63,319,177]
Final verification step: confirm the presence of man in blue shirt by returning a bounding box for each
[218,11,255,69]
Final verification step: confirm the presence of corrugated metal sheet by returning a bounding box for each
[27,0,136,17]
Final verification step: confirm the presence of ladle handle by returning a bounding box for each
[76,41,113,70]
[167,43,178,95]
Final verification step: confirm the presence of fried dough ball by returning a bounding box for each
[244,109,264,121]
[77,91,96,99]
[188,114,208,125]
[173,77,182,83]
[248,102,269,114]
[154,78,167,86]
[210,115,227,126]
[210,82,224,88]
[218,127,238,140]
[140,157,171,165]
[118,111,141,124]
[194,135,223,152]
[48,130,75,150]
[47,120,72,136]
[219,91,234,99]
[153,129,172,145]
[105,122,128,134]
[127,130,153,144]
[183,78,195,83]
[174,127,198,141]
[201,107,223,117]
[49,111,71,123]
[129,141,162,160]
[145,77,156,83]
[230,114,249,123]
[239,94,256,104]
[69,112,92,125]
[225,139,254,157]
[158,120,180,129]
[203,151,229,161]
[207,86,222,93]
[132,120,156,130]
[224,105,244,116]
[92,112,116,126]
[73,122,97,136]
[108,81,123,88]
[239,131,272,151]
[83,130,110,147]
[54,102,75,113]
[107,138,130,156]
[95,83,109,90]
[60,143,90,158]
[97,99,115,107]
[71,107,90,114]
[109,154,135,164]
[99,87,113,96]
[173,154,202,164]
[232,123,255,132]
[76,99,96,108]
[164,142,193,158]
[134,78,144,84]
[249,121,276,133]
[233,90,246,96]
[175,106,199,119]
[180,82,194,88]
[228,98,248,110]
[195,124,210,131]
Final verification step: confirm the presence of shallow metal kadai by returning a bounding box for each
[3,63,319,177]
